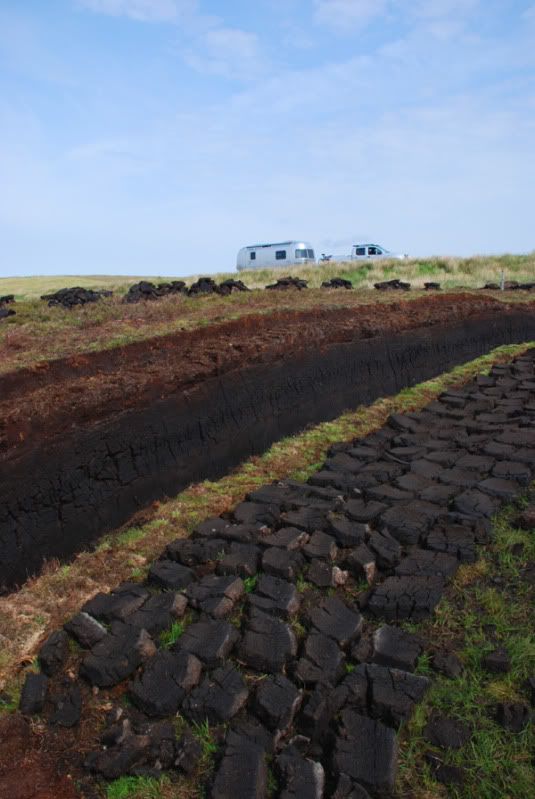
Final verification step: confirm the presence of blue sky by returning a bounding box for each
[1,0,534,277]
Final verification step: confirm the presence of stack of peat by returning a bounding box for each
[123,281,187,303]
[321,278,353,290]
[18,350,535,798]
[41,287,113,308]
[0,294,15,320]
[374,279,411,291]
[266,277,308,291]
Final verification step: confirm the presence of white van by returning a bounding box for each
[236,241,315,271]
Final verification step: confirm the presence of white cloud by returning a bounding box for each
[77,0,196,23]
[183,27,264,79]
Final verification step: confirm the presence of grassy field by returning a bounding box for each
[1,253,534,300]
[0,254,534,375]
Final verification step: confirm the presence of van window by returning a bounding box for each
[250,251,256,261]
[368,246,379,255]
[307,249,315,258]
[355,247,366,256]
[295,249,307,258]
[275,250,287,260]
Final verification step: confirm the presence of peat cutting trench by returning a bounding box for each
[1,297,535,591]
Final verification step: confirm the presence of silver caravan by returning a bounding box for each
[236,241,315,271]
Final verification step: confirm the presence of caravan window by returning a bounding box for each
[307,249,315,258]
[275,250,287,260]
[250,251,256,261]
[295,249,307,258]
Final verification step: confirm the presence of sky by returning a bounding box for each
[1,0,534,277]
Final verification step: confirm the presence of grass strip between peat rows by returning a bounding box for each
[0,341,533,694]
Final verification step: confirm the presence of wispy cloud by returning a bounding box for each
[313,0,388,32]
[183,27,265,79]
[77,0,196,23]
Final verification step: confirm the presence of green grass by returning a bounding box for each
[192,719,219,763]
[106,775,170,799]
[397,500,535,799]
[243,575,258,593]
[159,621,186,649]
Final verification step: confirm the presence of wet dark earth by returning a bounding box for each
[5,350,535,798]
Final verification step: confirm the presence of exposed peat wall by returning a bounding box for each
[1,311,535,591]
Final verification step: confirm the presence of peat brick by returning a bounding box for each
[186,574,244,618]
[492,460,532,485]
[482,648,511,673]
[395,550,458,579]
[379,505,430,545]
[357,663,429,726]
[254,674,302,732]
[334,710,398,794]
[367,530,402,569]
[308,560,337,588]
[494,702,530,732]
[80,625,156,687]
[331,775,371,799]
[431,651,463,678]
[82,583,150,623]
[247,574,301,617]
[50,682,82,727]
[19,673,48,715]
[424,716,470,749]
[217,544,261,578]
[371,625,422,672]
[148,559,195,590]
[85,736,151,780]
[477,477,520,500]
[166,538,229,567]
[238,610,297,673]
[281,508,328,533]
[38,630,69,676]
[178,620,239,667]
[366,484,414,504]
[327,514,368,547]
[262,547,303,581]
[211,731,267,799]
[183,664,248,724]
[344,499,387,523]
[233,501,280,527]
[343,545,376,583]
[367,576,444,621]
[302,532,338,561]
[130,651,202,717]
[259,527,309,550]
[127,592,187,635]
[308,596,363,648]
[453,490,501,518]
[295,632,345,685]
[276,749,325,799]
[64,612,107,649]
[426,524,477,562]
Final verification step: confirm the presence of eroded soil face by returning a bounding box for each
[0,293,528,460]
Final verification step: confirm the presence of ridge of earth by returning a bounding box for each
[1,293,531,458]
